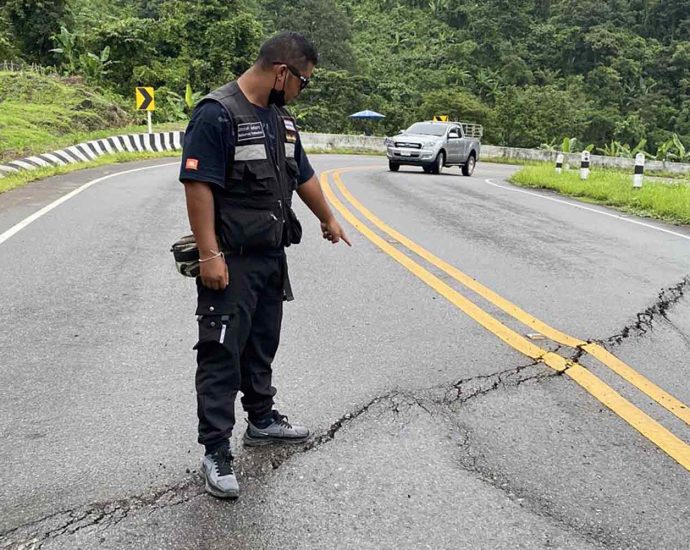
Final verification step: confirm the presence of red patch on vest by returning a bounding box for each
[185,158,199,170]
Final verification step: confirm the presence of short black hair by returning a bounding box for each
[257,32,319,71]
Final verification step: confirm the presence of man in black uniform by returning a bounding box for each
[179,32,350,499]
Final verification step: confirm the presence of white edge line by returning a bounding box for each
[0,162,180,246]
[485,178,690,242]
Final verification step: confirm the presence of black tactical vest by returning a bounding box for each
[200,81,302,253]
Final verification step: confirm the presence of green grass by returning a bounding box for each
[510,165,690,224]
[482,155,690,181]
[0,150,180,194]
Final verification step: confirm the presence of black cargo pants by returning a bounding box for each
[194,250,291,448]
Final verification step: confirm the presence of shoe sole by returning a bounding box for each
[202,471,240,499]
[243,432,310,447]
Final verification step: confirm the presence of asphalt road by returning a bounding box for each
[1,155,689,549]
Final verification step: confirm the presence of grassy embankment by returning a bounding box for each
[0,70,182,193]
[510,165,690,224]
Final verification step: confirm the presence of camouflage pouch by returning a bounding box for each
[171,234,200,278]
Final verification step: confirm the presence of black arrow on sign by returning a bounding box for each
[137,87,153,110]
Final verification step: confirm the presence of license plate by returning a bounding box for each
[400,151,411,156]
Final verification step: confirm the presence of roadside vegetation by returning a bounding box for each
[510,165,690,225]
[0,69,183,162]
[1,0,690,153]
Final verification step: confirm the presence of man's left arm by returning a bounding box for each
[297,175,351,246]
[292,134,351,246]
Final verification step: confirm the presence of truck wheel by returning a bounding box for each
[431,151,445,175]
[462,153,476,176]
[389,161,400,172]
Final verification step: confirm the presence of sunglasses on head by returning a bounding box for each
[273,62,310,90]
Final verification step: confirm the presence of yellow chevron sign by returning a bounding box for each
[135,87,155,111]
[433,115,449,122]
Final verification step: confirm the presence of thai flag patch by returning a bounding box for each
[283,118,297,132]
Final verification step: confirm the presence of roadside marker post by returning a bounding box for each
[580,151,590,180]
[633,152,645,189]
[135,87,155,134]
[556,153,564,174]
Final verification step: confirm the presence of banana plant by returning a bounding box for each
[668,133,690,162]
[631,138,653,159]
[185,83,202,111]
[559,137,578,153]
[79,46,116,84]
[539,139,557,151]
[50,26,80,74]
[655,139,675,161]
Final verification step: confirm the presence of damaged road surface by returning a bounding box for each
[1,157,689,549]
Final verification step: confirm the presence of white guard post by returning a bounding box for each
[556,153,564,174]
[580,151,590,180]
[633,152,645,189]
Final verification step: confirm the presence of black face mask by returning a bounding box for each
[268,75,286,107]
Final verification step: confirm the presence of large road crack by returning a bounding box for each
[438,360,561,406]
[1,364,558,549]
[603,276,689,347]
[0,481,205,549]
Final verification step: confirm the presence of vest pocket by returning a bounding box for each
[229,161,275,195]
[218,205,283,251]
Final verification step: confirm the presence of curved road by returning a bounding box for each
[1,155,689,549]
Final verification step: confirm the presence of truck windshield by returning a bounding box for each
[405,123,447,137]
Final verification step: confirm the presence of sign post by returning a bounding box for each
[135,87,155,134]
[633,152,645,189]
[580,151,590,180]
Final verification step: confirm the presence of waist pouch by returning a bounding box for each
[171,234,201,278]
[218,205,283,252]
[285,205,302,246]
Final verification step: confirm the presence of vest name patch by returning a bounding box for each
[237,122,265,142]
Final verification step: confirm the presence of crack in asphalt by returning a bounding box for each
[603,276,689,347]
[439,361,556,406]
[2,365,560,549]
[0,481,205,549]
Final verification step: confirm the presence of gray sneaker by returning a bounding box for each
[243,411,310,446]
[201,447,240,499]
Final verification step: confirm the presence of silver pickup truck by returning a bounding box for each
[385,121,482,176]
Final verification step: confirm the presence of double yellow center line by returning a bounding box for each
[321,166,690,472]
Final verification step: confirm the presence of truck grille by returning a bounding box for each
[394,142,422,149]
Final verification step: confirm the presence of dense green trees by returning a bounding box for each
[1,0,689,155]
[3,0,72,63]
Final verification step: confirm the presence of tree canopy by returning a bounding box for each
[1,0,689,156]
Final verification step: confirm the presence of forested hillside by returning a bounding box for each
[1,0,689,158]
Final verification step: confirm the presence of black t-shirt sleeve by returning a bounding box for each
[295,134,315,185]
[179,101,233,188]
